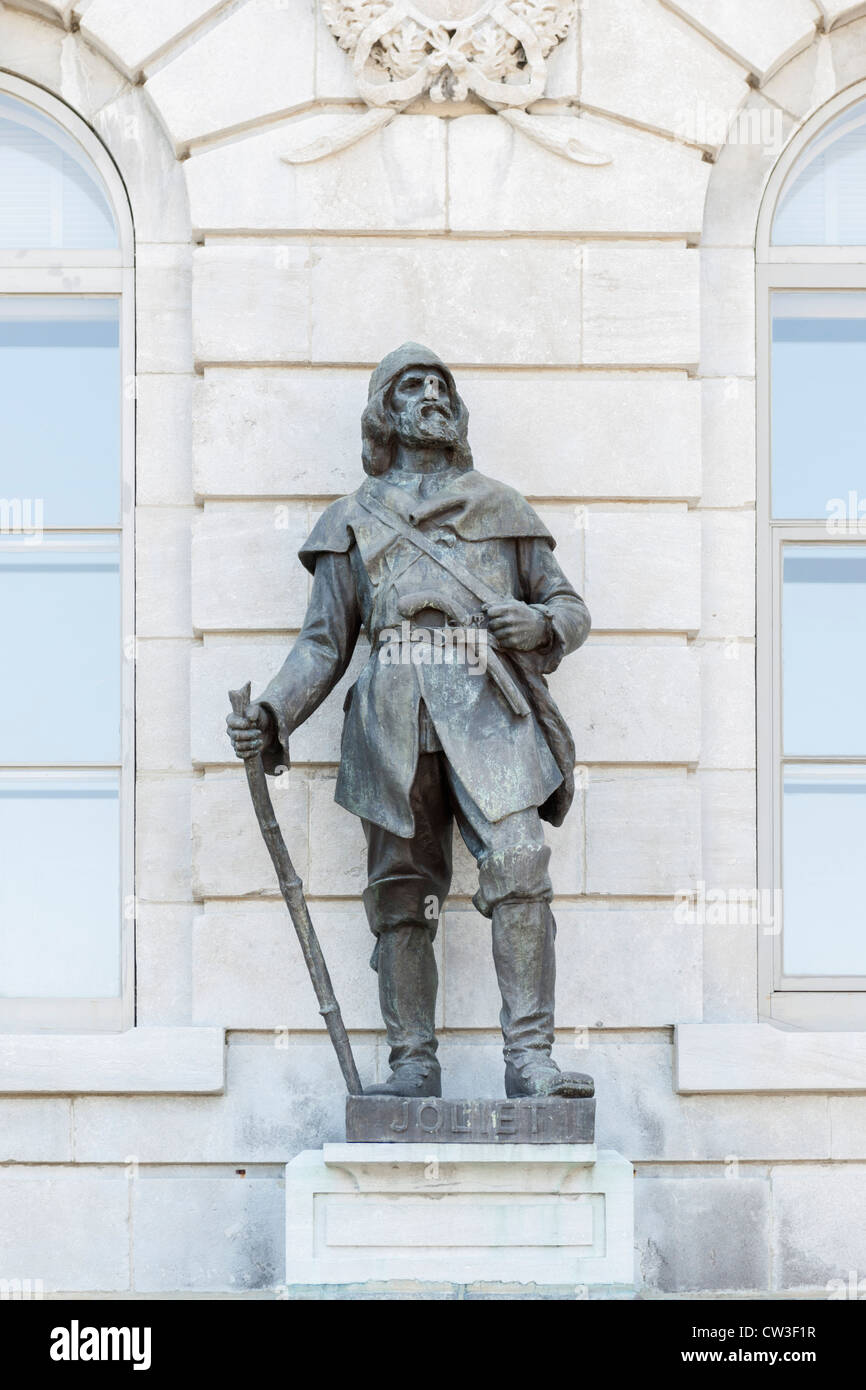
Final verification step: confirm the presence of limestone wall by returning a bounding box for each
[2,0,866,1296]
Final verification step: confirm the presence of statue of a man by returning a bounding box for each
[228,344,593,1101]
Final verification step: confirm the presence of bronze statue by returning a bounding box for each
[228,344,593,1102]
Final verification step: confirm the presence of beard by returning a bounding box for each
[393,399,460,450]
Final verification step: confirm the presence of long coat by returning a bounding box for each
[259,467,591,839]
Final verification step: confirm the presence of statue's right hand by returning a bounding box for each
[226,702,273,760]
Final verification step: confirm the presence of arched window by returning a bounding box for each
[0,77,133,1032]
[758,86,866,1026]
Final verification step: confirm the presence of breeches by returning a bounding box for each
[362,751,552,949]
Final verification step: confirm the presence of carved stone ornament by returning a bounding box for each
[282,0,612,165]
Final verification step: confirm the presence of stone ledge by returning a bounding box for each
[676,1023,866,1093]
[0,1027,225,1095]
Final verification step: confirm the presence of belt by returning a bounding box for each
[395,591,531,719]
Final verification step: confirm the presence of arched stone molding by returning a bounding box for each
[0,0,796,161]
[1,2,190,239]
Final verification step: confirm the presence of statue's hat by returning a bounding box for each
[367,342,457,404]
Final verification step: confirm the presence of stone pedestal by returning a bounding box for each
[285,1143,634,1290]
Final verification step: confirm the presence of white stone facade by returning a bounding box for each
[2,0,866,1297]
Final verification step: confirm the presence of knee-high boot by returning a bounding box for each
[491,900,594,1099]
[365,925,441,1097]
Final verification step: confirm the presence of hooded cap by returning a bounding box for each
[361,341,473,475]
[367,341,457,402]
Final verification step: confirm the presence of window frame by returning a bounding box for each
[0,74,135,1034]
[757,81,866,1027]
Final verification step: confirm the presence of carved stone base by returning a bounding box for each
[346,1094,595,1144]
[284,1144,634,1288]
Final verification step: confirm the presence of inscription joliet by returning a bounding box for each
[346,1095,596,1144]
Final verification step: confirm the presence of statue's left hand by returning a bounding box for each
[485,600,549,652]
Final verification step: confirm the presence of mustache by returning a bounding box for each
[393,399,459,447]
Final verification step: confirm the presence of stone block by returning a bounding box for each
[309,240,583,365]
[701,510,755,638]
[581,0,748,146]
[135,903,196,1027]
[829,1097,866,1158]
[133,1176,283,1292]
[700,378,756,508]
[550,640,701,764]
[93,89,190,243]
[81,0,227,76]
[0,7,62,93]
[186,117,447,233]
[314,2,356,99]
[135,506,193,639]
[770,1164,866,1291]
[443,905,702,1029]
[193,368,365,499]
[699,794,758,910]
[191,769,309,898]
[0,1100,72,1162]
[137,775,194,902]
[664,0,817,80]
[285,1144,634,1287]
[586,769,701,895]
[823,16,866,100]
[72,1040,379,1163]
[0,1175,129,1292]
[192,243,311,365]
[701,96,792,248]
[760,34,838,122]
[0,1028,223,1095]
[584,510,701,632]
[135,638,191,773]
[699,640,756,769]
[700,249,756,379]
[590,1043,829,1162]
[465,372,701,500]
[136,244,193,375]
[447,113,710,235]
[193,368,702,503]
[145,0,316,148]
[136,375,193,506]
[582,244,700,366]
[698,771,759,1021]
[819,3,866,29]
[58,33,128,123]
[676,1023,866,1092]
[636,1175,769,1292]
[701,915,759,1025]
[8,0,74,20]
[190,502,310,632]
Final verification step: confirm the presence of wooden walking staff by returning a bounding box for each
[228,682,363,1097]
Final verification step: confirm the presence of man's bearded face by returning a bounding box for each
[389,367,459,450]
